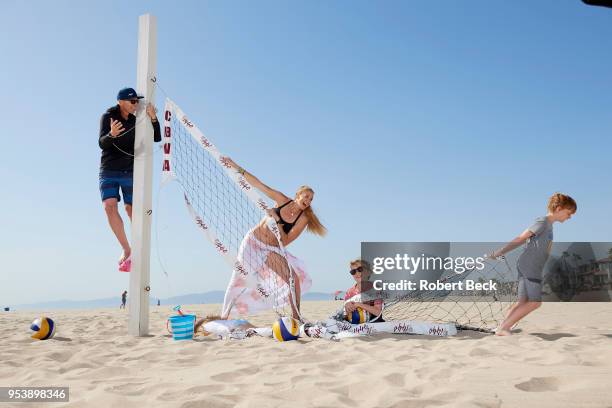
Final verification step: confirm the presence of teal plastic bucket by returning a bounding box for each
[169,314,196,340]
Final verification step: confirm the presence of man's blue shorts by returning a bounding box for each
[99,170,133,205]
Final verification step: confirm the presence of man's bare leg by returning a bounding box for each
[122,205,133,265]
[103,198,131,263]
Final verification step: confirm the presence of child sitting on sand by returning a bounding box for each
[344,259,384,322]
[490,192,577,336]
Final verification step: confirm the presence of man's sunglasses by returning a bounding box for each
[128,99,140,105]
[349,266,364,275]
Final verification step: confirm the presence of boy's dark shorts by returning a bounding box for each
[99,170,134,205]
[517,275,542,302]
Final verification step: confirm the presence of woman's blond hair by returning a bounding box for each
[296,185,326,236]
[547,192,577,213]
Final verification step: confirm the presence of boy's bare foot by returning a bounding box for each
[119,248,131,264]
[495,328,512,336]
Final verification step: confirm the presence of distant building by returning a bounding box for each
[577,257,612,291]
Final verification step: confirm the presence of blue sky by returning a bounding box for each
[1,1,611,307]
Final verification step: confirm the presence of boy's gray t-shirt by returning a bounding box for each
[517,216,553,281]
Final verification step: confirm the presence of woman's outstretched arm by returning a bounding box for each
[221,157,288,204]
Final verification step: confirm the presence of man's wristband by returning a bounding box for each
[151,117,158,123]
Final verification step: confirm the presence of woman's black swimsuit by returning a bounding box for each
[274,200,303,234]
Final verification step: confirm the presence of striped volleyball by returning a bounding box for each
[30,317,56,340]
[272,317,300,342]
[346,308,370,324]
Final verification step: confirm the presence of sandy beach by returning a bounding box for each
[1,301,611,408]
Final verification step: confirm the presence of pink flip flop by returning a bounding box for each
[119,256,132,272]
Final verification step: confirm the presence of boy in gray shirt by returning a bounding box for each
[491,193,577,336]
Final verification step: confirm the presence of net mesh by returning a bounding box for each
[381,258,517,332]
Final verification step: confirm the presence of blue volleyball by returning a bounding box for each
[30,317,56,340]
[346,308,369,324]
[272,317,299,342]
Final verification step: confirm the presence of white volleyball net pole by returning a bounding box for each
[129,14,157,336]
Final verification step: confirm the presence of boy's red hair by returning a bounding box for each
[547,192,577,213]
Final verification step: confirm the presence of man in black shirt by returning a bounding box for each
[99,87,161,271]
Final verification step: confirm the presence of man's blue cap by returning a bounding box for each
[117,87,144,101]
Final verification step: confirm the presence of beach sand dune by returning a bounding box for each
[1,302,610,408]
